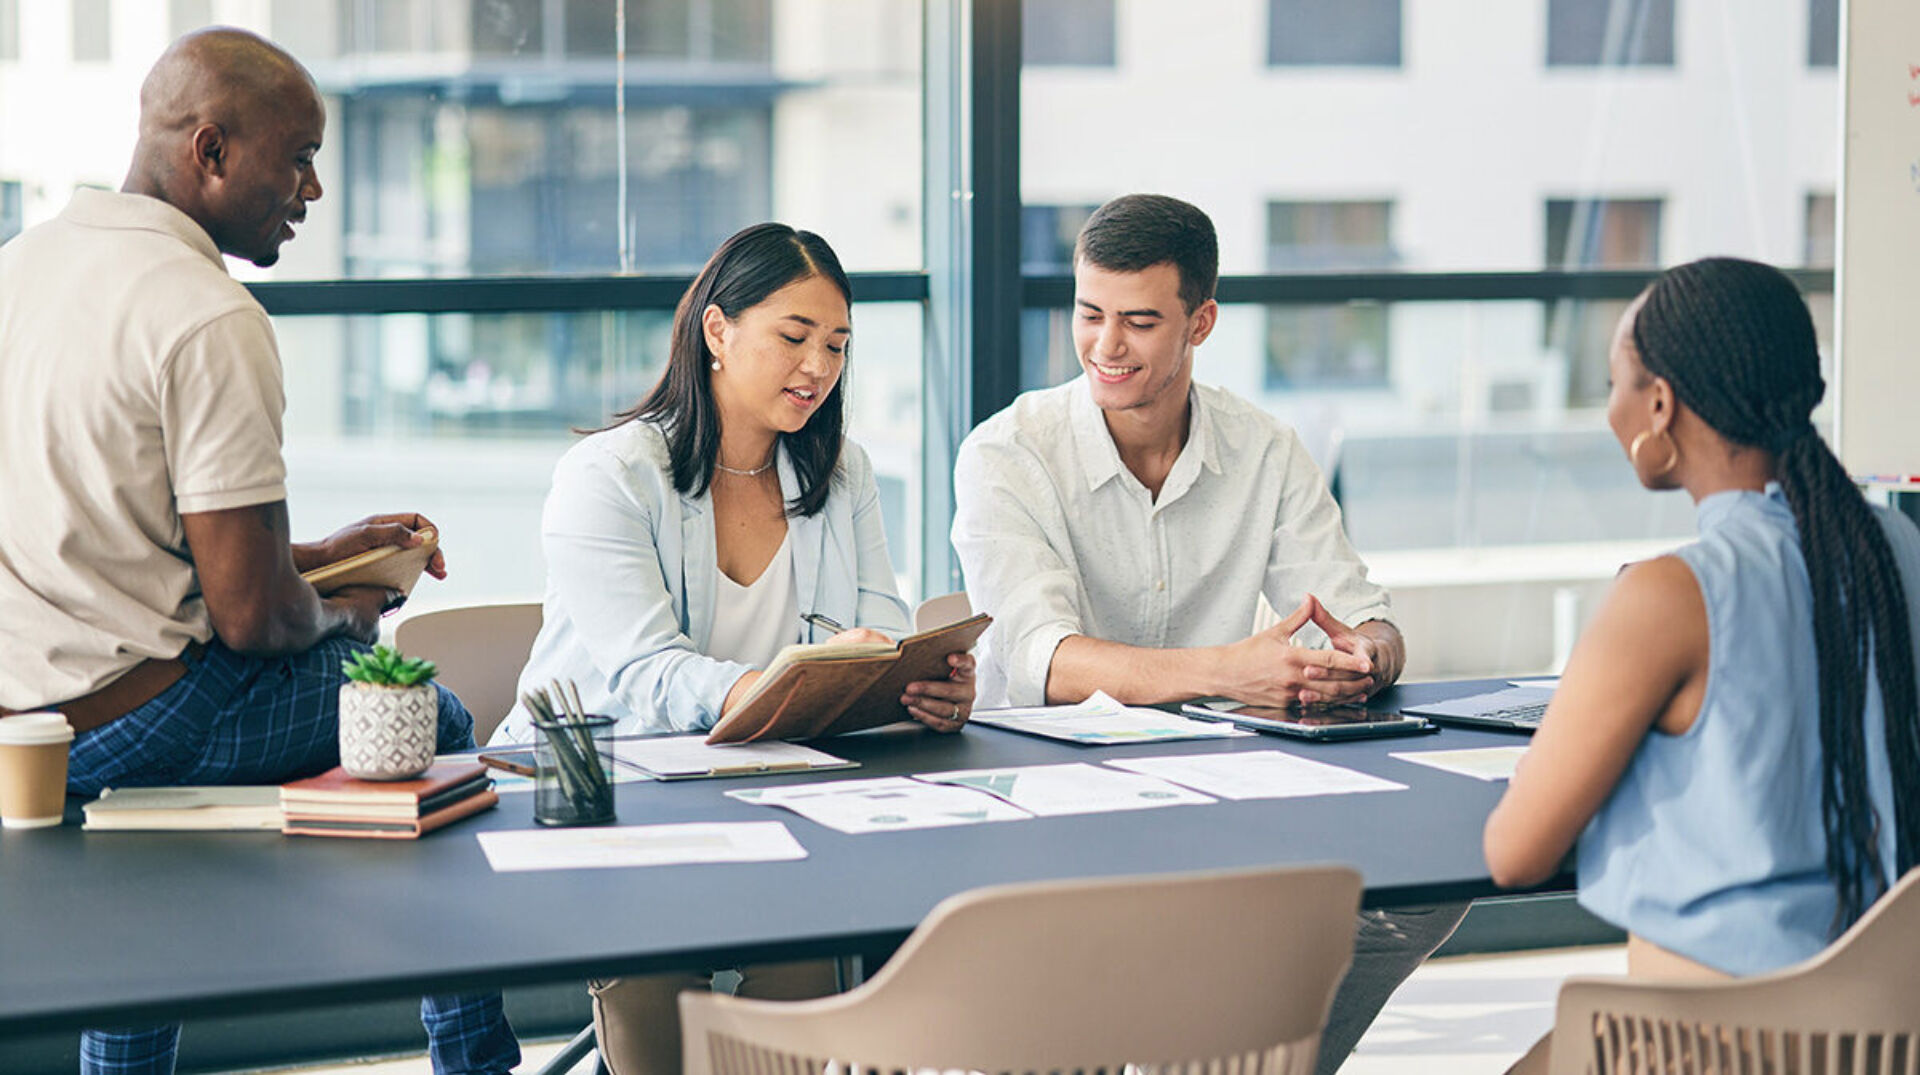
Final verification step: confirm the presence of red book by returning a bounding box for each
[282,787,498,839]
[281,759,489,815]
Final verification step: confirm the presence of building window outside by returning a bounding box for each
[1546,0,1675,68]
[1808,0,1838,68]
[1024,0,1116,67]
[170,0,213,40]
[0,0,19,61]
[1268,0,1401,67]
[1805,192,1835,268]
[1019,204,1097,389]
[1544,197,1663,405]
[73,0,112,61]
[1264,201,1395,389]
[0,180,22,243]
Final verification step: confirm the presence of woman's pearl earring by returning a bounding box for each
[710,360,721,372]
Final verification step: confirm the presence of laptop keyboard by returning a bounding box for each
[1484,701,1548,726]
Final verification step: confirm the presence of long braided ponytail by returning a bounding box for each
[1630,257,1919,930]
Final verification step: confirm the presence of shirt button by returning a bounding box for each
[1155,579,1166,591]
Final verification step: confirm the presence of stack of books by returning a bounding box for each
[280,759,498,839]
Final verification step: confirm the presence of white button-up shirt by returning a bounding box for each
[952,377,1393,707]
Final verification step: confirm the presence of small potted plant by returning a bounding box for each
[337,644,440,781]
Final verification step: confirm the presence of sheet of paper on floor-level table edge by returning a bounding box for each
[476,821,806,871]
[1388,746,1529,782]
[1103,750,1408,801]
[729,775,1031,834]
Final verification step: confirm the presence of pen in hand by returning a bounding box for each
[802,612,844,635]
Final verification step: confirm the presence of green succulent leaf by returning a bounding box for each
[341,644,438,687]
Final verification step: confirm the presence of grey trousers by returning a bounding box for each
[1317,901,1472,1075]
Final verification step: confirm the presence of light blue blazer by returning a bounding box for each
[493,420,911,740]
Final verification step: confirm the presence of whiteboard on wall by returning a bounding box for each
[1837,0,1920,485]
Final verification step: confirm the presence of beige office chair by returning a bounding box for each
[393,602,543,745]
[912,590,972,633]
[1547,867,1920,1075]
[680,864,1362,1075]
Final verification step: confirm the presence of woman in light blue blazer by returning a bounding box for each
[495,223,975,744]
[494,224,977,1075]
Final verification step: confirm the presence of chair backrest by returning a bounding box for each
[913,591,972,633]
[392,603,542,745]
[680,864,1362,1075]
[1548,867,1920,1075]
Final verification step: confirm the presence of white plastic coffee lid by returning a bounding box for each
[0,712,74,745]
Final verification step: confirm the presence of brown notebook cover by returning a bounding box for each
[282,787,498,839]
[280,759,488,811]
[299,527,438,597]
[706,613,992,744]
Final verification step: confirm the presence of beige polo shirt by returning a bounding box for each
[0,189,287,710]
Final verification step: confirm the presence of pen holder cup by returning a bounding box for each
[533,715,617,827]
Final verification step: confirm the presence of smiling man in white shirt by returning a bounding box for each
[951,193,1461,1075]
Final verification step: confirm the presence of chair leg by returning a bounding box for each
[532,1023,600,1075]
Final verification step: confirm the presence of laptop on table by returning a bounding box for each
[1398,685,1554,733]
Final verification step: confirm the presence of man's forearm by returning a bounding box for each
[1045,635,1223,706]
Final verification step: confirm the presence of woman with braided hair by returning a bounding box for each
[1484,257,1920,997]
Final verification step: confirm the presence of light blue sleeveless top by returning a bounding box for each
[1577,483,1920,975]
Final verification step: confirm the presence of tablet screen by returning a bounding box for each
[1218,704,1415,729]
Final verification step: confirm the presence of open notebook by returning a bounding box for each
[706,613,992,744]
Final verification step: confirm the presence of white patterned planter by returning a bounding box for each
[338,683,438,781]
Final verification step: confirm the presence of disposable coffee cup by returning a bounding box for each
[0,712,74,829]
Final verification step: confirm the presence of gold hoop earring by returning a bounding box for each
[1629,429,1679,478]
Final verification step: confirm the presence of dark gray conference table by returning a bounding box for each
[0,678,1563,1036]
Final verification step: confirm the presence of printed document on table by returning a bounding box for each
[477,821,806,872]
[916,762,1214,816]
[609,736,854,779]
[971,690,1254,745]
[1390,746,1529,782]
[439,750,653,794]
[1105,751,1407,801]
[729,776,1030,834]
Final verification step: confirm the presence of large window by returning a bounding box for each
[1547,0,1675,68]
[1268,0,1401,68]
[0,0,1846,679]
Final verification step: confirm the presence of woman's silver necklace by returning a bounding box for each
[714,454,775,478]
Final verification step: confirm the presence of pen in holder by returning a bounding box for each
[523,683,616,827]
